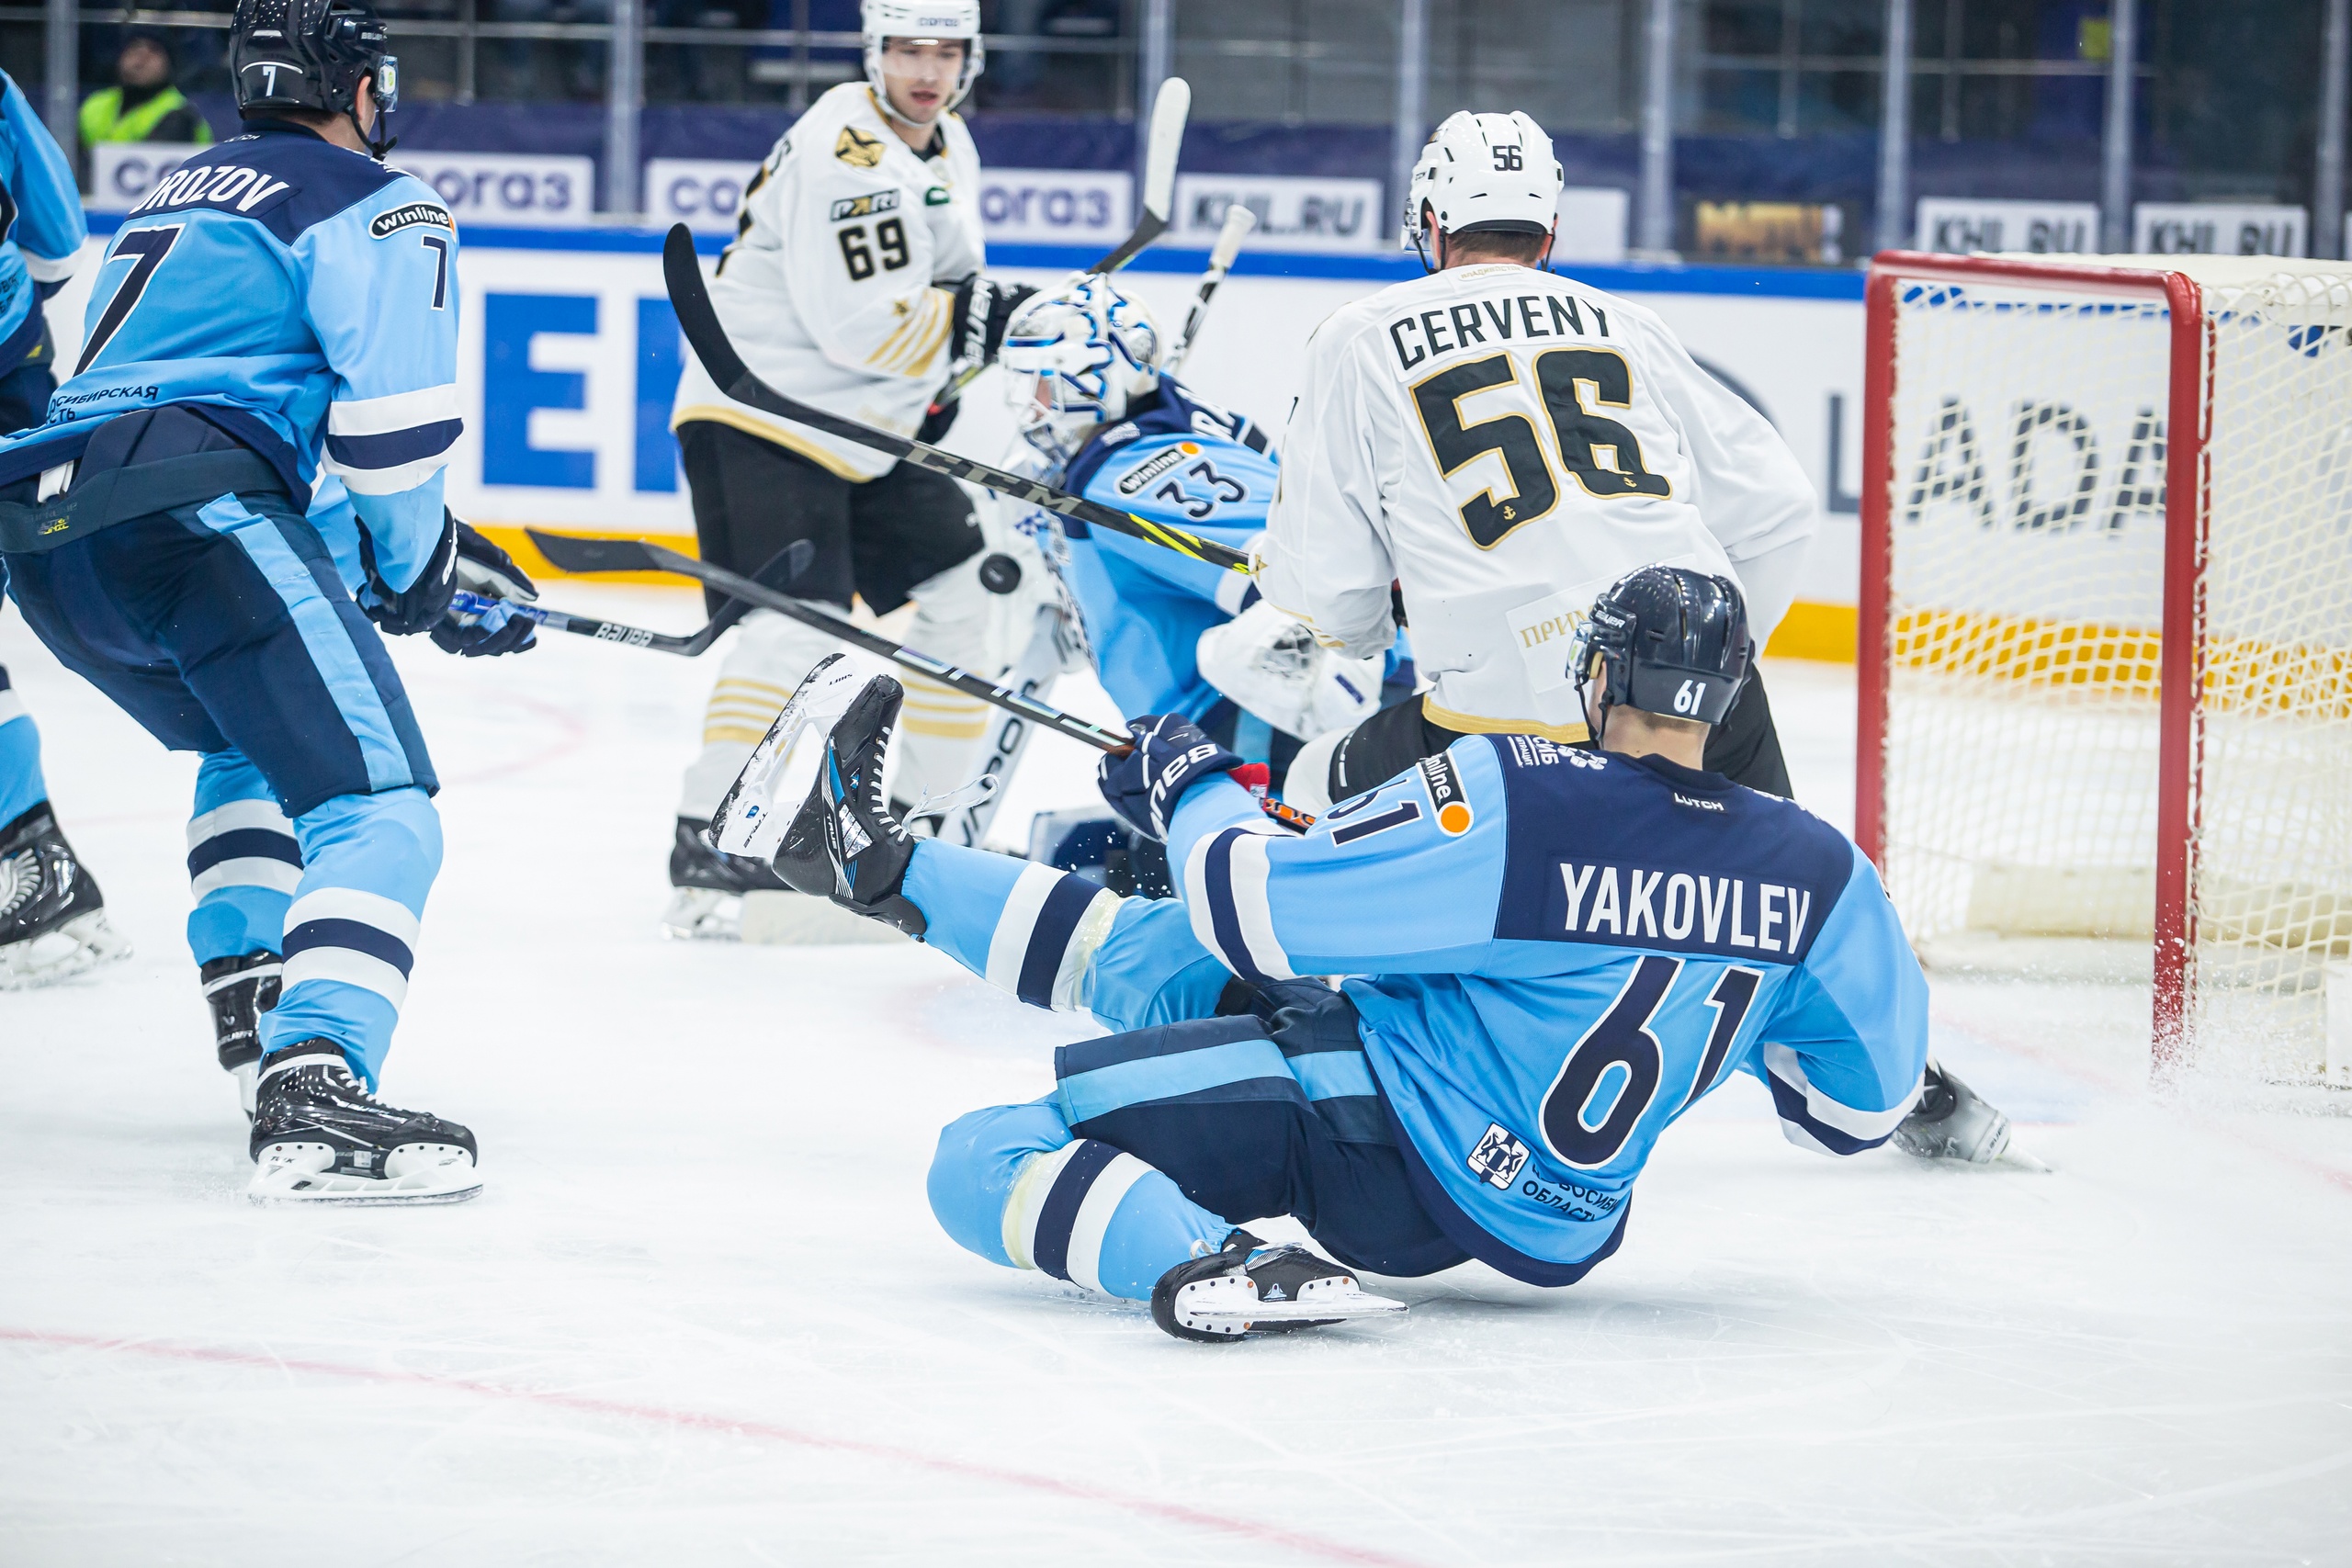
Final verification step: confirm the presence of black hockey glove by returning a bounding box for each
[431,523,540,658]
[1097,714,1245,841]
[948,275,1040,370]
[359,513,460,637]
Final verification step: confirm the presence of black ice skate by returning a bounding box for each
[1150,1229,1407,1343]
[771,676,929,937]
[247,1039,481,1204]
[0,802,130,990]
[201,950,282,1120]
[661,816,803,941]
[1893,1059,2031,1166]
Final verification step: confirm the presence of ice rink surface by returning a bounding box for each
[5,588,2350,1566]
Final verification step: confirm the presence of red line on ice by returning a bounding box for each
[0,1325,1429,1566]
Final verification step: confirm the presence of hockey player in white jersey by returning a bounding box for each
[1261,110,1820,812]
[663,0,1036,940]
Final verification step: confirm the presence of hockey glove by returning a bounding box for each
[1096,714,1245,841]
[948,275,1040,370]
[431,525,539,657]
[360,513,460,637]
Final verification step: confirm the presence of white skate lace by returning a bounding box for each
[906,774,997,821]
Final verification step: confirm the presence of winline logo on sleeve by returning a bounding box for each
[370,202,456,240]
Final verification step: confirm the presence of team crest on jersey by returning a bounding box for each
[829,189,899,221]
[369,202,455,239]
[1466,1123,1531,1189]
[1419,752,1474,835]
[835,126,887,168]
[924,186,951,206]
[1114,442,1200,497]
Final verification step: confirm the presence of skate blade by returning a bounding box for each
[248,1142,483,1206]
[231,1061,257,1123]
[1180,1273,1408,1329]
[661,886,741,942]
[712,653,882,861]
[1996,1134,2052,1173]
[0,910,133,990]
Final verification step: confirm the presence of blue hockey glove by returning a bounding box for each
[1097,714,1244,840]
[429,525,538,657]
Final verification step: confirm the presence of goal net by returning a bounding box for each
[1860,253,2352,1080]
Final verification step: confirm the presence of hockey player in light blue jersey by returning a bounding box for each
[0,63,133,990]
[0,0,536,1203]
[771,566,2014,1340]
[995,276,1393,755]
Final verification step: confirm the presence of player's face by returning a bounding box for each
[878,37,967,124]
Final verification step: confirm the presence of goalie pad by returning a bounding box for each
[1196,600,1385,742]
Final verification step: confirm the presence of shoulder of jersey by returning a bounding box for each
[124,130,409,243]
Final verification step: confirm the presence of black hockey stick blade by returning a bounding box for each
[660,226,1250,576]
[527,530,664,576]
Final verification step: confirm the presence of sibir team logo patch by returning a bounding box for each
[1466,1123,1531,1189]
[1114,442,1201,497]
[1419,751,1474,835]
[829,189,899,221]
[834,126,887,168]
[369,202,455,239]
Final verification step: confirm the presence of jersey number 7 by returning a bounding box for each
[75,225,182,377]
[1410,347,1671,549]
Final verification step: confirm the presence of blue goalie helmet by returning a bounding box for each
[1573,565,1753,731]
[231,0,400,157]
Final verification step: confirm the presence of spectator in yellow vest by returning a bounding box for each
[78,28,212,173]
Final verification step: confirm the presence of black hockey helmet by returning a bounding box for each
[1573,565,1752,733]
[231,0,399,157]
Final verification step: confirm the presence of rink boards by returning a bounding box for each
[49,222,1869,657]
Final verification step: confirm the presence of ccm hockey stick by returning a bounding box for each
[530,528,1320,833]
[927,76,1193,410]
[529,529,1133,751]
[661,224,1252,576]
[1164,201,1255,375]
[446,540,814,657]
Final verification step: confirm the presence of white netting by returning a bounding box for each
[1880,256,2352,1078]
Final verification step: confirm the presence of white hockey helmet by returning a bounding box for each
[1000,274,1165,467]
[1402,109,1564,259]
[862,0,983,121]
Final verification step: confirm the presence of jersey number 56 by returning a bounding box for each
[1410,348,1671,549]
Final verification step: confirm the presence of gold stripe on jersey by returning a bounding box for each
[1421,695,1590,745]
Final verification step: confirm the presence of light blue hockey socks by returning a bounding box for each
[0,665,48,829]
[185,750,302,967]
[262,786,442,1086]
[928,1101,1229,1302]
[901,840,1239,1031]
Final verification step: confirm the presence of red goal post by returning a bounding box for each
[1857,251,2352,1079]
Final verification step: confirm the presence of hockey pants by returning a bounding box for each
[3,493,443,1085]
[907,840,1467,1301]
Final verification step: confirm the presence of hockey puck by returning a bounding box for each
[978,552,1023,594]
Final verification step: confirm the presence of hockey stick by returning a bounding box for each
[528,529,1133,752]
[447,540,815,657]
[1091,75,1191,273]
[661,224,1252,577]
[529,527,1320,833]
[926,76,1193,411]
[1164,202,1254,376]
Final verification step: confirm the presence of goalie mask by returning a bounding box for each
[1000,275,1165,468]
[862,0,983,125]
[1573,566,1752,736]
[1402,109,1563,269]
[232,0,400,159]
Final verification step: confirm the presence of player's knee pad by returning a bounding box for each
[290,786,443,904]
[928,1100,1074,1268]
[1282,728,1344,816]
